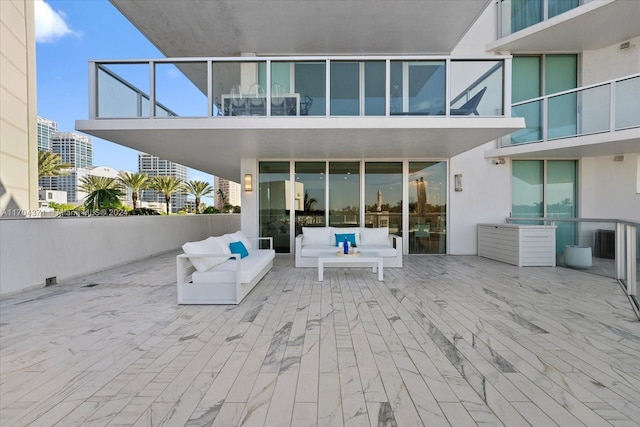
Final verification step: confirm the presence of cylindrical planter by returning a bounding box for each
[564,245,592,269]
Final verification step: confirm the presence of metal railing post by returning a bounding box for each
[616,222,626,280]
[626,225,637,298]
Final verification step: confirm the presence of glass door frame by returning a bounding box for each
[258,158,449,255]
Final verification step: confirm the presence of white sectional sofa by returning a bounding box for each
[295,226,402,268]
[177,231,275,304]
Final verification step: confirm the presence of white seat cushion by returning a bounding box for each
[192,249,275,284]
[300,245,396,258]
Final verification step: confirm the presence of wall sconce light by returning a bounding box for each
[454,174,463,192]
[244,173,253,192]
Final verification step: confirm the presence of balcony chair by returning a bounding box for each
[299,95,313,115]
[271,83,287,116]
[450,86,486,116]
[248,83,266,116]
[229,84,246,116]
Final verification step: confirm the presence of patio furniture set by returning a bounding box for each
[177,227,402,304]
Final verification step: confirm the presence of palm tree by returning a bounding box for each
[38,151,71,178]
[217,188,228,209]
[183,180,214,213]
[118,172,150,209]
[152,175,183,214]
[79,175,123,212]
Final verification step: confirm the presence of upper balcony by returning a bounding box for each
[486,73,640,158]
[77,56,524,181]
[489,0,640,53]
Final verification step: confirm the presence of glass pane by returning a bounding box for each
[97,63,150,118]
[450,61,504,116]
[213,61,266,116]
[270,62,299,116]
[615,76,640,129]
[295,162,326,236]
[547,160,577,252]
[259,162,291,253]
[364,163,402,237]
[545,55,577,95]
[295,62,326,116]
[579,85,610,134]
[512,57,540,103]
[548,92,577,139]
[511,100,542,144]
[548,0,579,18]
[512,160,543,220]
[155,62,207,117]
[511,0,542,33]
[364,62,386,116]
[408,162,447,254]
[331,62,359,115]
[390,61,445,115]
[329,162,360,226]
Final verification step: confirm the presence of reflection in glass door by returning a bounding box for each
[329,162,360,226]
[294,162,326,236]
[364,163,402,235]
[259,162,291,253]
[408,162,447,254]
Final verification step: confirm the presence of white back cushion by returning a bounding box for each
[229,230,253,250]
[182,237,229,272]
[330,227,360,246]
[360,227,389,246]
[302,227,331,246]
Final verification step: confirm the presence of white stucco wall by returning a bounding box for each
[451,0,496,55]
[241,158,259,239]
[580,153,640,222]
[0,214,240,296]
[449,142,512,255]
[582,35,640,85]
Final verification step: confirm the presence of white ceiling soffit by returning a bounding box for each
[76,117,524,182]
[488,0,640,53]
[110,0,492,56]
[485,127,640,159]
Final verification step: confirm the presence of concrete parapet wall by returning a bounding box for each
[0,214,240,296]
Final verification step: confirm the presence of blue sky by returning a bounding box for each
[35,0,215,189]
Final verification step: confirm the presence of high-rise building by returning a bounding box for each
[36,116,58,152]
[0,0,38,215]
[138,153,187,212]
[51,132,92,168]
[214,177,241,209]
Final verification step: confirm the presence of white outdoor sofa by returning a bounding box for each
[295,226,402,268]
[177,231,275,305]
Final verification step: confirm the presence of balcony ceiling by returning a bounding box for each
[110,0,491,56]
[488,0,640,53]
[76,117,524,182]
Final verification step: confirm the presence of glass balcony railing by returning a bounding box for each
[505,73,640,146]
[498,0,593,38]
[89,56,510,120]
[507,216,640,320]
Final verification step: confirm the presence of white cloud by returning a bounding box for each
[34,0,76,43]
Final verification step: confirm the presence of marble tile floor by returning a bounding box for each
[1,253,639,426]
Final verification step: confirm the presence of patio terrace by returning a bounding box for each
[1,253,639,426]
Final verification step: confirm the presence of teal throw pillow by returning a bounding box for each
[229,241,249,258]
[335,233,356,247]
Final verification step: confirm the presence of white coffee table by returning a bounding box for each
[318,252,383,281]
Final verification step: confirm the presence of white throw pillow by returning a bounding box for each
[302,227,331,246]
[330,227,360,246]
[182,237,228,272]
[230,230,253,250]
[360,227,390,246]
